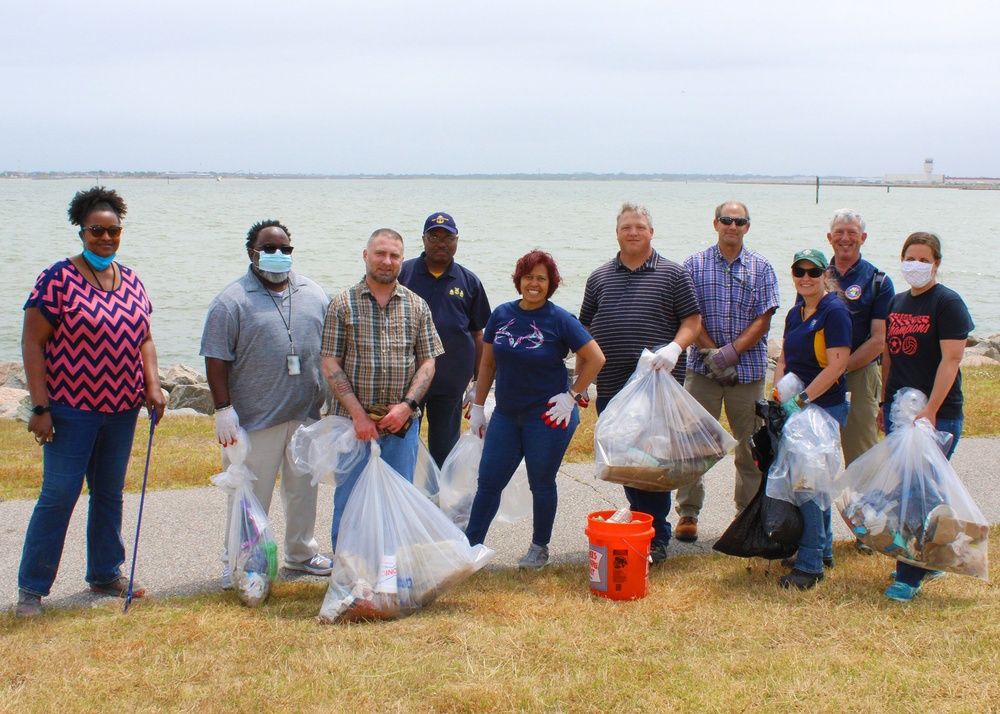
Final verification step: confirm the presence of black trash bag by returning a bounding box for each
[713,400,803,559]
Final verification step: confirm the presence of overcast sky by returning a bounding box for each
[3,1,998,177]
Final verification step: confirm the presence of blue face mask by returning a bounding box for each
[82,249,116,270]
[257,251,293,273]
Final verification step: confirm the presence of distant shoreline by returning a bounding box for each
[2,172,998,189]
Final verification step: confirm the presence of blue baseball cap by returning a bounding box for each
[423,212,458,235]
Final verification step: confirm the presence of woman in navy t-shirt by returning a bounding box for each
[880,231,974,602]
[772,248,851,591]
[465,251,605,570]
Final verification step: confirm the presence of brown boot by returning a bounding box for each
[675,516,698,542]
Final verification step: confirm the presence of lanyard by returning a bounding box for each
[258,273,295,355]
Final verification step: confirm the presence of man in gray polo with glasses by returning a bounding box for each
[201,219,333,587]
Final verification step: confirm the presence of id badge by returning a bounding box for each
[287,354,301,376]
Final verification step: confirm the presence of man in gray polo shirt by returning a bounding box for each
[201,219,332,587]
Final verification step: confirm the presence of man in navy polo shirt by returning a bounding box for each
[824,209,895,553]
[399,212,491,466]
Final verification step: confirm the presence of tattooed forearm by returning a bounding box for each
[405,359,436,403]
[325,367,355,400]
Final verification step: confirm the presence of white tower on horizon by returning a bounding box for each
[924,158,934,183]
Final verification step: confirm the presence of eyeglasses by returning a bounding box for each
[792,266,825,278]
[255,245,294,255]
[82,225,123,238]
[717,217,749,227]
[424,233,457,244]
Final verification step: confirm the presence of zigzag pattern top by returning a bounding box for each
[25,259,153,413]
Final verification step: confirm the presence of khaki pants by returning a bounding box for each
[842,362,880,467]
[675,371,764,518]
[223,419,321,565]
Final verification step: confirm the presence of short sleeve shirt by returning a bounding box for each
[200,268,331,432]
[684,244,779,382]
[25,259,152,413]
[484,300,593,413]
[321,279,444,417]
[829,254,895,357]
[884,284,974,420]
[399,255,491,397]
[579,250,700,398]
[781,292,852,408]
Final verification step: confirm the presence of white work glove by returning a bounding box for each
[469,404,488,438]
[650,342,682,372]
[543,391,576,429]
[462,380,477,415]
[214,405,241,446]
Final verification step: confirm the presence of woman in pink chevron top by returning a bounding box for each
[15,186,165,618]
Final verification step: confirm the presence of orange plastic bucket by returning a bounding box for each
[586,510,654,601]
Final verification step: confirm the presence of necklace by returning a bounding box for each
[83,256,115,291]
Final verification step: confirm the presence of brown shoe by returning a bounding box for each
[675,516,698,542]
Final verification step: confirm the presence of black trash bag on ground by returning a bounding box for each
[713,400,803,559]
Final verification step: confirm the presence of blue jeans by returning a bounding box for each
[794,401,849,574]
[884,406,963,586]
[331,418,420,552]
[421,393,463,468]
[18,403,140,596]
[596,396,672,545]
[465,402,578,548]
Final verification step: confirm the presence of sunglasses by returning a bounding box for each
[82,225,123,238]
[255,245,294,255]
[718,216,749,227]
[425,233,457,244]
[792,266,825,279]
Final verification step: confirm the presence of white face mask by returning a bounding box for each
[901,261,934,289]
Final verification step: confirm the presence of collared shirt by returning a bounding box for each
[684,244,780,382]
[321,278,444,418]
[398,254,491,397]
[580,249,700,398]
[808,253,894,358]
[200,267,330,432]
[781,292,852,408]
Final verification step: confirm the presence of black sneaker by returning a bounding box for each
[779,569,824,590]
[16,590,43,618]
[855,540,875,555]
[649,541,669,565]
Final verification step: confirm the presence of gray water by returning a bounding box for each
[4,178,998,368]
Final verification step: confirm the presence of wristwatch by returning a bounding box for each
[571,390,590,408]
[32,405,50,416]
[795,391,811,408]
[403,398,419,412]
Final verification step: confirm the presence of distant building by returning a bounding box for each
[885,158,943,184]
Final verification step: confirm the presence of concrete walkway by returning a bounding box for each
[3,437,999,614]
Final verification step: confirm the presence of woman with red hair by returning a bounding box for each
[464,251,604,569]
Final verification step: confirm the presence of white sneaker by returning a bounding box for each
[285,553,333,576]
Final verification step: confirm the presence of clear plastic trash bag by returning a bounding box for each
[834,388,988,579]
[437,431,531,530]
[210,429,278,607]
[318,442,495,623]
[593,349,737,491]
[413,439,441,505]
[766,404,843,508]
[287,416,367,487]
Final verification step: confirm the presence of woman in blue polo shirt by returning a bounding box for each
[464,250,605,570]
[772,248,852,590]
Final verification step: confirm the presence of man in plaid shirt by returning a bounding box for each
[321,228,444,550]
[674,201,779,542]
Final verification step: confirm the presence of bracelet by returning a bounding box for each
[215,402,232,411]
